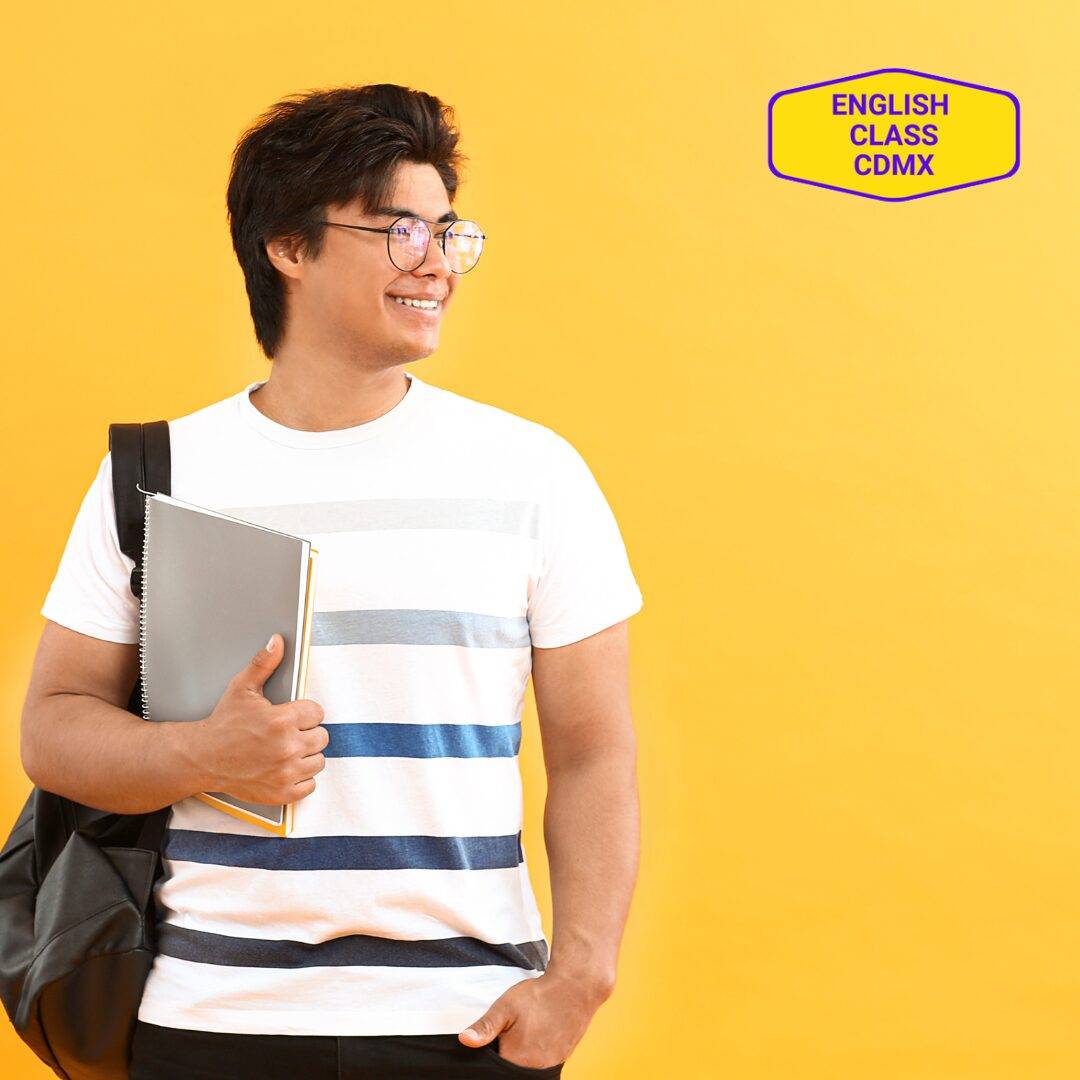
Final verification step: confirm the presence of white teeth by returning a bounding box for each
[391,296,439,309]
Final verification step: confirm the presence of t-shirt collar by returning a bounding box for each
[237,370,426,449]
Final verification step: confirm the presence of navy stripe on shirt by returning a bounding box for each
[162,830,524,871]
[156,923,549,971]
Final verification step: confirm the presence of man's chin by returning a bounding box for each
[385,336,439,364]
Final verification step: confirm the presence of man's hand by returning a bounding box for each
[195,633,328,804]
[458,970,610,1069]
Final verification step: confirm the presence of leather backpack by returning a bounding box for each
[0,421,172,1078]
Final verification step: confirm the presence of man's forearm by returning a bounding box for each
[22,692,210,815]
[542,745,640,998]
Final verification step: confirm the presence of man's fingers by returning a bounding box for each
[292,698,327,730]
[235,632,284,694]
[458,1002,512,1047]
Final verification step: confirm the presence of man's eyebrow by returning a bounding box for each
[374,206,459,223]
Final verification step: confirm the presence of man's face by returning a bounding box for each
[270,161,460,367]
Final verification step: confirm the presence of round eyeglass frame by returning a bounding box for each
[315,216,487,274]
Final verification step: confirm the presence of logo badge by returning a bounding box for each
[768,68,1020,201]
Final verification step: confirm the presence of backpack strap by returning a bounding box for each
[56,423,174,845]
[108,421,171,600]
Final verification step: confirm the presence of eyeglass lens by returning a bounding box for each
[389,218,484,274]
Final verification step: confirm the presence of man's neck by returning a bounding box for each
[248,360,411,433]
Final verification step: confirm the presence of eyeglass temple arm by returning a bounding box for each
[318,220,486,238]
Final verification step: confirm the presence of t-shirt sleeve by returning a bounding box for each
[39,451,140,645]
[526,432,645,649]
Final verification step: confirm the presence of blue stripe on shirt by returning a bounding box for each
[323,721,521,758]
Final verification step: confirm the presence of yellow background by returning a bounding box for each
[1,2,1077,1077]
[771,70,1018,197]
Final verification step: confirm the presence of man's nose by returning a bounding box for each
[413,232,452,278]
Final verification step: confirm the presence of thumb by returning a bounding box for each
[237,633,284,693]
[459,1001,511,1048]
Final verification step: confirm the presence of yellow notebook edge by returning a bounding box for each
[297,545,318,700]
[195,792,288,836]
[288,544,319,836]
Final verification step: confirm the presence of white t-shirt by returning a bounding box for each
[38,370,644,1036]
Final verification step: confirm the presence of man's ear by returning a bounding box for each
[265,235,304,278]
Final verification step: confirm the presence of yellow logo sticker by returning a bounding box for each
[768,68,1019,201]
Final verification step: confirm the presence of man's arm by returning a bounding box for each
[20,620,211,813]
[24,621,328,815]
[535,618,639,995]
[458,619,639,1069]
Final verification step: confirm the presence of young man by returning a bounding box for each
[22,83,644,1079]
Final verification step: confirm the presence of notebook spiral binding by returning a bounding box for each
[136,485,153,722]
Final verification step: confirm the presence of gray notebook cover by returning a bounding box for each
[138,490,314,830]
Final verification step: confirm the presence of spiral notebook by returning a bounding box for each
[137,488,319,836]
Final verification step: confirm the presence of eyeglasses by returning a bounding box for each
[316,216,486,274]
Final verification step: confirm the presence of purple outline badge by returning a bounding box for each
[767,67,1020,201]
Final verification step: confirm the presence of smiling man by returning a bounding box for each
[25,83,644,1079]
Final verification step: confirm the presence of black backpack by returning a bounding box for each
[0,421,172,1079]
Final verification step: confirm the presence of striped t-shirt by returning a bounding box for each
[38,370,644,1036]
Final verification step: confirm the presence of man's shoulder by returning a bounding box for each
[162,386,239,435]
[420,377,565,458]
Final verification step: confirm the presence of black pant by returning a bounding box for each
[130,1019,565,1079]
